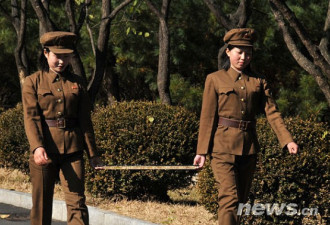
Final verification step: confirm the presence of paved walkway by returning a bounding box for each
[0,203,65,225]
[0,189,157,225]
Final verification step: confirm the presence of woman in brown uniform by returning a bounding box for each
[193,28,299,225]
[22,31,103,225]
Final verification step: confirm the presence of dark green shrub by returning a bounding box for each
[0,103,29,173]
[197,117,329,224]
[86,101,199,200]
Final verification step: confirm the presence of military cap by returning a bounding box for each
[223,28,257,46]
[40,31,77,54]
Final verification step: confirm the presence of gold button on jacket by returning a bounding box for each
[197,68,293,155]
[22,70,98,158]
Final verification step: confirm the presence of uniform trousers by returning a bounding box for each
[29,151,89,225]
[211,153,257,225]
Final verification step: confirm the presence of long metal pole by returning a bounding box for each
[99,165,199,170]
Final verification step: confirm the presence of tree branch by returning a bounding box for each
[270,1,330,105]
[270,0,330,80]
[203,0,232,29]
[109,0,133,20]
[65,0,77,33]
[76,0,92,32]
[319,0,330,64]
[145,0,162,19]
[17,0,27,52]
[269,1,319,63]
[161,0,170,17]
[231,0,251,28]
[29,0,56,33]
[85,0,95,56]
[11,0,20,32]
[16,0,28,83]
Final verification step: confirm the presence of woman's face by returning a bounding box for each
[44,50,72,73]
[226,46,253,71]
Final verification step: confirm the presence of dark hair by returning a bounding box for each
[39,48,50,72]
[222,44,253,73]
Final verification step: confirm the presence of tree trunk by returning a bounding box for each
[104,46,120,105]
[146,0,172,105]
[157,18,171,104]
[87,0,111,104]
[7,0,29,86]
[30,0,56,34]
[269,0,330,105]
[87,0,133,105]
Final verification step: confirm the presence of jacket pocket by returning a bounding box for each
[37,88,52,96]
[218,87,235,95]
[37,88,53,111]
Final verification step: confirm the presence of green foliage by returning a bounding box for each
[86,101,199,200]
[170,74,203,115]
[197,117,329,224]
[0,104,29,173]
[277,74,329,122]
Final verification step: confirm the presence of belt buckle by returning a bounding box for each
[57,118,66,129]
[239,120,247,131]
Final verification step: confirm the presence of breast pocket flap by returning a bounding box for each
[37,88,52,96]
[218,87,234,95]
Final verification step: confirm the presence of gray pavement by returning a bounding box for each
[0,189,158,225]
[0,203,65,225]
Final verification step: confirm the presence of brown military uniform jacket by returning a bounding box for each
[22,69,97,158]
[197,67,293,155]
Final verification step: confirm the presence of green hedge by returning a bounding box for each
[0,102,199,200]
[197,117,329,224]
[86,101,199,200]
[0,103,29,173]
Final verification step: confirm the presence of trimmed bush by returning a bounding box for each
[0,103,29,173]
[86,101,199,200]
[197,117,329,224]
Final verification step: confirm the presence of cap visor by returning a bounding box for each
[48,47,74,54]
[228,40,253,47]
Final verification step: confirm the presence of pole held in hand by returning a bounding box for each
[98,165,199,170]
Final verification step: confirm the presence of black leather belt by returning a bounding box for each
[218,117,256,131]
[45,118,78,129]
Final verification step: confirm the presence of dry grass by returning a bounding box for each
[0,167,217,225]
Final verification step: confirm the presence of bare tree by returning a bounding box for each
[203,0,252,69]
[145,0,172,105]
[29,0,56,34]
[87,0,133,104]
[269,0,330,105]
[65,0,91,83]
[0,0,29,86]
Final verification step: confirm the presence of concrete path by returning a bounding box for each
[0,189,158,225]
[0,203,65,225]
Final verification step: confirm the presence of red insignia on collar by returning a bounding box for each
[72,85,78,89]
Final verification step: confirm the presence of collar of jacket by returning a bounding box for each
[46,69,69,83]
[227,67,250,82]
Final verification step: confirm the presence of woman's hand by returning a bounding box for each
[33,147,49,165]
[90,156,105,170]
[287,142,299,154]
[193,154,206,169]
